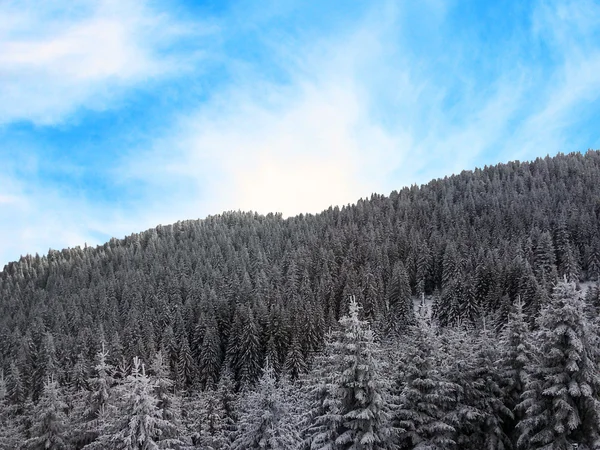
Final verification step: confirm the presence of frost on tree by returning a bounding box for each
[86,356,182,450]
[308,296,391,450]
[24,377,68,450]
[232,363,300,450]
[392,324,458,449]
[517,280,600,449]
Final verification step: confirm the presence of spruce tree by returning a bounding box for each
[88,356,182,450]
[517,280,600,449]
[449,328,512,449]
[24,377,68,450]
[232,364,300,449]
[150,351,180,427]
[284,328,307,381]
[497,297,534,444]
[0,371,25,449]
[392,325,458,449]
[385,261,414,336]
[308,296,391,449]
[198,315,223,389]
[71,344,117,448]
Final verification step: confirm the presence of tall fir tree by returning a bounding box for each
[24,377,68,450]
[517,280,600,449]
[392,325,458,449]
[232,363,300,449]
[308,296,391,449]
[87,356,183,450]
[497,297,534,445]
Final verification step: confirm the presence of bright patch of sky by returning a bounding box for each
[1,0,600,266]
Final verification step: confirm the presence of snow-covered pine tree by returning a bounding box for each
[385,261,415,336]
[70,343,118,448]
[232,363,300,449]
[517,280,600,449]
[189,388,231,450]
[227,305,263,389]
[299,330,338,449]
[392,324,458,449]
[447,327,512,449]
[24,377,69,450]
[6,361,26,407]
[284,326,307,381]
[150,351,181,428]
[87,356,183,450]
[308,296,391,450]
[497,296,534,444]
[216,367,238,442]
[534,231,558,283]
[176,334,196,390]
[0,371,25,449]
[198,313,223,389]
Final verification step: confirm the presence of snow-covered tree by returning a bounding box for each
[392,325,458,449]
[385,261,415,336]
[88,356,182,450]
[198,315,223,389]
[232,363,300,449]
[308,296,391,449]
[448,328,512,449]
[24,377,68,450]
[497,297,534,443]
[150,351,181,427]
[285,328,307,380]
[0,371,25,449]
[517,280,600,449]
[185,388,231,450]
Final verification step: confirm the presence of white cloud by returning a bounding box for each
[0,0,204,125]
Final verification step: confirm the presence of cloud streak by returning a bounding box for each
[0,0,206,125]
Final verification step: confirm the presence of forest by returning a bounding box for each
[1,150,600,449]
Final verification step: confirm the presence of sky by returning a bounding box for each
[1,0,600,267]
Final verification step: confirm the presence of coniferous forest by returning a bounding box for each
[2,150,600,449]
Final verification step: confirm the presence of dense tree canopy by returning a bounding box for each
[2,150,600,448]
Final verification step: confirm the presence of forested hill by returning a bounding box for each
[2,150,600,448]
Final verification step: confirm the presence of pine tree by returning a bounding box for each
[0,371,25,449]
[308,297,391,449]
[176,335,196,390]
[534,231,557,283]
[497,297,534,445]
[392,325,458,449]
[284,327,307,381]
[561,243,581,283]
[150,351,180,426]
[185,389,230,449]
[24,377,68,450]
[216,367,238,441]
[232,364,301,449]
[88,356,183,449]
[448,328,512,449]
[385,261,415,336]
[517,280,600,449]
[587,241,600,282]
[6,361,25,406]
[71,344,118,448]
[198,314,223,389]
[228,305,263,389]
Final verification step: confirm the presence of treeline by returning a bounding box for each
[2,281,600,448]
[1,150,600,446]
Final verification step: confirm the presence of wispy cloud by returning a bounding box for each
[0,0,207,125]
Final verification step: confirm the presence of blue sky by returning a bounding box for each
[1,0,600,266]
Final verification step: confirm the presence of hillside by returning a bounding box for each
[2,150,600,448]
